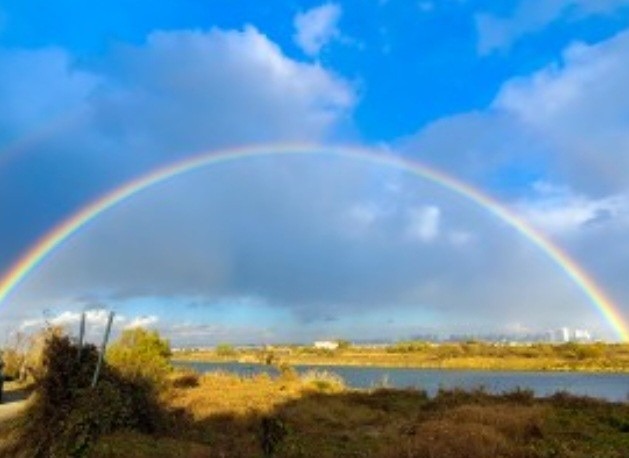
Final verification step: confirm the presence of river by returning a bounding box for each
[174,361,629,402]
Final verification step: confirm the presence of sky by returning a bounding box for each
[1,0,628,345]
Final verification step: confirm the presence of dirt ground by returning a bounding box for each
[0,382,30,424]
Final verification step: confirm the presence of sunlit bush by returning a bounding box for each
[107,327,171,388]
[301,370,345,392]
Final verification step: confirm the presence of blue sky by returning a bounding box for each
[1,0,629,344]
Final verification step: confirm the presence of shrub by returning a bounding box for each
[277,362,299,383]
[501,387,535,404]
[301,370,345,392]
[259,416,287,457]
[1,348,23,380]
[1,332,29,380]
[14,333,167,457]
[433,387,493,407]
[107,327,171,389]
[170,368,201,389]
[215,343,237,357]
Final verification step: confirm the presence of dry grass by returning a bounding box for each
[299,370,345,393]
[385,404,545,458]
[158,372,629,458]
[168,371,303,420]
[92,431,214,458]
[4,362,628,457]
[148,371,624,458]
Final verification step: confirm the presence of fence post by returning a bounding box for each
[91,311,115,388]
[77,312,86,362]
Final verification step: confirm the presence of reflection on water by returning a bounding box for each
[174,361,629,402]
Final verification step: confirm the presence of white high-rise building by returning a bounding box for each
[550,327,592,343]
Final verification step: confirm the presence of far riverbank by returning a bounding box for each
[172,341,629,373]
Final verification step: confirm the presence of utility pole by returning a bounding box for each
[91,311,115,388]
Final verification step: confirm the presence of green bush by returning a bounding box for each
[107,327,171,388]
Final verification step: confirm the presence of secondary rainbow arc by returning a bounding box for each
[0,144,626,341]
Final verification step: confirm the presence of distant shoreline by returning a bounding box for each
[172,357,629,374]
[171,343,629,373]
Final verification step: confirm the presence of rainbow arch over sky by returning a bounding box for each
[0,144,627,341]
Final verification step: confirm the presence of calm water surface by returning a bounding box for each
[174,361,629,402]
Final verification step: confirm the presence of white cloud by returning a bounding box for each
[344,202,382,234]
[400,29,629,195]
[495,30,629,192]
[20,308,124,331]
[516,183,628,235]
[124,315,159,329]
[95,26,355,153]
[19,318,46,330]
[294,3,342,57]
[405,205,441,242]
[476,0,629,54]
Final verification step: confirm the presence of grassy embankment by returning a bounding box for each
[173,341,629,372]
[1,330,627,457]
[95,371,629,458]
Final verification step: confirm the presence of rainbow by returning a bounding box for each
[0,144,627,340]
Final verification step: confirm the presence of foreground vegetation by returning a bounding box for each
[92,371,629,458]
[174,341,629,372]
[1,329,627,457]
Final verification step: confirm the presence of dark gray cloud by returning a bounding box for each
[0,25,356,269]
[6,156,603,337]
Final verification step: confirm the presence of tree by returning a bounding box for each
[107,328,171,388]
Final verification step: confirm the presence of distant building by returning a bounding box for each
[314,340,339,350]
[549,327,593,343]
[573,329,592,342]
[559,327,571,343]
